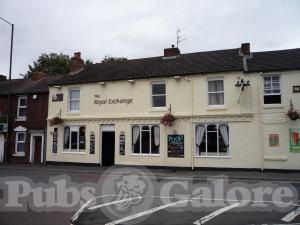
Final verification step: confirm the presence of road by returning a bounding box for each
[0,166,299,225]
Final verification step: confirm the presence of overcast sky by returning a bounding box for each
[0,0,300,78]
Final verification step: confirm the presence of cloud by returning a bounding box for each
[0,0,299,78]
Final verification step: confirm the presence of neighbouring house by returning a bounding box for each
[46,44,300,170]
[0,73,62,164]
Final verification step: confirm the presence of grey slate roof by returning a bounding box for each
[49,47,300,86]
[0,75,62,96]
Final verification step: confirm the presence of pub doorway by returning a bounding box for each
[101,125,115,166]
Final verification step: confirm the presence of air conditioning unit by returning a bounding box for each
[0,124,8,132]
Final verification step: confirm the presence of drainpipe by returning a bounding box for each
[184,76,194,171]
[258,72,264,171]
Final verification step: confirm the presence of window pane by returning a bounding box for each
[19,108,26,117]
[152,83,165,95]
[208,93,224,105]
[17,143,25,152]
[79,126,85,150]
[70,90,80,100]
[142,126,150,130]
[208,80,223,92]
[151,126,160,154]
[207,125,217,131]
[141,130,150,154]
[264,95,281,104]
[133,133,140,153]
[17,133,25,141]
[71,131,78,150]
[70,100,80,111]
[207,132,218,154]
[19,98,27,106]
[272,76,279,82]
[64,127,70,149]
[199,130,206,155]
[152,96,166,107]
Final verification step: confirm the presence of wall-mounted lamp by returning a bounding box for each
[128,79,135,84]
[173,76,181,80]
[33,95,37,100]
[235,79,250,91]
[173,129,178,134]
[98,82,106,86]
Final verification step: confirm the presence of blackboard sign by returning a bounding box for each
[168,134,184,158]
[52,128,57,153]
[293,86,300,93]
[90,131,95,154]
[119,134,125,155]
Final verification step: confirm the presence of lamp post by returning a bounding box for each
[0,16,14,164]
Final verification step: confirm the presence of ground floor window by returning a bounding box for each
[195,124,229,156]
[15,132,26,154]
[132,125,160,154]
[64,126,85,152]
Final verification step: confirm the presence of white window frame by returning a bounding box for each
[68,88,80,112]
[194,123,230,158]
[151,81,166,108]
[15,131,26,156]
[207,78,224,107]
[263,75,281,105]
[17,96,27,120]
[131,124,160,155]
[63,125,85,153]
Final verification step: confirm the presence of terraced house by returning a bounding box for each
[46,44,300,170]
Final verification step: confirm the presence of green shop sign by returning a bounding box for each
[290,128,300,152]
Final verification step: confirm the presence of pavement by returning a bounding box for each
[0,164,300,225]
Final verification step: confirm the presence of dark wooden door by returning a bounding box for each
[102,132,115,166]
[34,136,42,164]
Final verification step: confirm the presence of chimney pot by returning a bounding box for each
[241,43,250,55]
[164,46,180,58]
[70,52,84,74]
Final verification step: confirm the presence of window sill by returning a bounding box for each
[149,107,167,112]
[13,153,25,157]
[130,153,160,157]
[262,104,284,109]
[194,155,231,159]
[66,111,80,115]
[15,117,26,121]
[206,106,227,111]
[61,151,86,154]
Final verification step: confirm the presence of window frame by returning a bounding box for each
[17,96,27,120]
[207,78,224,107]
[131,124,160,155]
[151,81,166,108]
[194,123,230,158]
[263,75,281,105]
[68,88,80,112]
[63,125,85,153]
[15,131,26,156]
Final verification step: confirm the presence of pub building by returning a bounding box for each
[46,44,300,170]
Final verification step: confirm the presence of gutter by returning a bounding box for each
[258,72,264,171]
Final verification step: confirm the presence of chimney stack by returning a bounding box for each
[240,43,250,55]
[31,72,47,81]
[163,45,180,58]
[70,52,84,74]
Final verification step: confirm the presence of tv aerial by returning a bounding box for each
[176,28,187,48]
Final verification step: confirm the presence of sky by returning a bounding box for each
[0,0,300,79]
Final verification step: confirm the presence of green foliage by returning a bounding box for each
[101,55,127,63]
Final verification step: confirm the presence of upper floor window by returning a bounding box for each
[195,124,229,157]
[69,88,80,112]
[63,126,85,152]
[208,79,224,106]
[263,75,281,104]
[151,82,166,107]
[15,131,26,155]
[17,96,27,119]
[132,125,160,155]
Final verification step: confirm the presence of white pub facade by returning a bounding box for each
[46,44,300,170]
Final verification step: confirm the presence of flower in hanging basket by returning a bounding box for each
[286,100,299,121]
[49,117,64,126]
[161,113,175,126]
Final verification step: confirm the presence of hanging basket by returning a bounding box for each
[49,117,64,126]
[160,113,175,127]
[287,100,299,121]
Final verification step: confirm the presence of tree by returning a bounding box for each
[101,55,127,63]
[22,53,93,78]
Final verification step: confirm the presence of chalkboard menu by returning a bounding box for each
[90,131,95,154]
[119,134,125,155]
[168,134,184,158]
[52,128,57,153]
